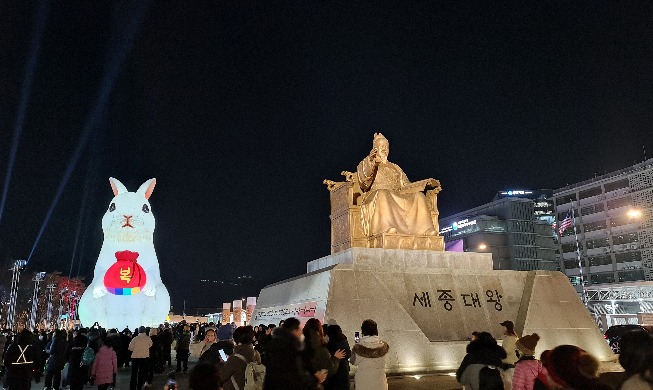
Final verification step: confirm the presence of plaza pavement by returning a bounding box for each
[27,344,624,390]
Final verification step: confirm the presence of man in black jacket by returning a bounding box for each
[3,329,35,390]
[65,328,89,390]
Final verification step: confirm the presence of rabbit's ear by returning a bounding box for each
[136,178,156,200]
[109,177,128,196]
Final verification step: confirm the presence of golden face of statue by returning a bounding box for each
[374,140,389,164]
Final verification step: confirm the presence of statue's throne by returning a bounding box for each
[324,171,445,255]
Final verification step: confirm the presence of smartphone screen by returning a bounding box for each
[218,349,228,361]
[354,331,360,343]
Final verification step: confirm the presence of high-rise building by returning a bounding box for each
[553,159,653,327]
[440,190,557,271]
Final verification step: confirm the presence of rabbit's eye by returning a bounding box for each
[109,203,116,212]
[142,204,150,213]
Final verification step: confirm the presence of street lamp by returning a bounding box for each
[478,244,487,250]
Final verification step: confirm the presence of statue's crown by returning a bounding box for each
[373,133,388,144]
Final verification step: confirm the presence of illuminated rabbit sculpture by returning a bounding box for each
[78,178,170,329]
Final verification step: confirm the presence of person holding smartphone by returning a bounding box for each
[350,319,389,390]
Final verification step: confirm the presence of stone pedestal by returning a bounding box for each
[253,248,612,373]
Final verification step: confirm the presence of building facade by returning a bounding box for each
[553,159,653,326]
[440,190,557,271]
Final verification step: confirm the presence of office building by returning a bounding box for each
[440,190,557,271]
[553,159,653,326]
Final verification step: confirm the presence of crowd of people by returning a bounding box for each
[457,320,653,390]
[0,317,389,390]
[3,317,652,390]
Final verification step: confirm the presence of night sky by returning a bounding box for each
[1,2,653,313]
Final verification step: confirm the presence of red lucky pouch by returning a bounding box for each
[103,250,147,295]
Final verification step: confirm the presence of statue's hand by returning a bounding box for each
[370,147,382,165]
[142,282,156,297]
[92,285,108,298]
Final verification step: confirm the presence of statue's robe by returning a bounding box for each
[357,157,435,236]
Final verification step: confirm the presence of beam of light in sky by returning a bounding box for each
[27,0,152,264]
[0,0,50,226]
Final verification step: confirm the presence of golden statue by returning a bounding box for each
[324,133,444,253]
[357,133,438,236]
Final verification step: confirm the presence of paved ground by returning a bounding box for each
[26,347,623,390]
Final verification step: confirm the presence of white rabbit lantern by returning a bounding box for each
[78,177,170,329]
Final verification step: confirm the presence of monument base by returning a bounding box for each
[252,248,612,373]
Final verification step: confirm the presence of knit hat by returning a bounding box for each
[515,333,540,356]
[542,345,600,389]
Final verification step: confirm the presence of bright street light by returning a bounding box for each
[478,244,487,250]
[627,209,642,219]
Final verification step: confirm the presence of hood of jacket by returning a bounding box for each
[352,336,389,358]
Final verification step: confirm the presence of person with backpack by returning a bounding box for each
[457,331,507,390]
[219,325,265,390]
[66,328,90,390]
[45,329,69,390]
[91,338,117,390]
[512,333,546,390]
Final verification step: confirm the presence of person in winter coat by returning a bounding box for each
[500,320,520,389]
[540,344,614,390]
[174,325,191,373]
[161,327,174,367]
[219,326,262,390]
[34,331,48,383]
[350,319,390,390]
[45,329,69,390]
[190,363,221,390]
[198,329,222,366]
[129,326,153,390]
[618,331,653,390]
[512,333,546,390]
[119,329,132,367]
[263,318,317,390]
[456,331,507,390]
[65,328,89,390]
[91,338,117,390]
[303,318,345,387]
[324,325,352,390]
[147,328,165,383]
[3,329,35,390]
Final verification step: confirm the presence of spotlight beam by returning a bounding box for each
[27,0,152,264]
[0,0,50,226]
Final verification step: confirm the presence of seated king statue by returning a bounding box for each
[357,133,439,237]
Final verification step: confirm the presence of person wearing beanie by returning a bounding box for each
[512,333,545,390]
[541,345,614,390]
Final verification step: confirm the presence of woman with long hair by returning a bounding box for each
[324,325,351,390]
[302,319,346,387]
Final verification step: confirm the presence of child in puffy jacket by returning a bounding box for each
[512,333,545,390]
[91,338,117,390]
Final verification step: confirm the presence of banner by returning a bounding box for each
[222,302,231,325]
[246,297,256,324]
[233,300,243,326]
